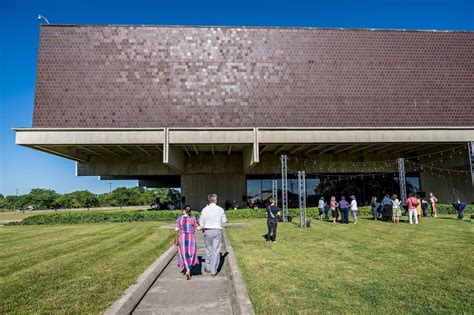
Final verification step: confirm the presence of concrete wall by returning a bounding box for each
[181,175,246,210]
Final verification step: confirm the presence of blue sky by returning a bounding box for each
[0,0,473,196]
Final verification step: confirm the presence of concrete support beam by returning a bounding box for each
[118,146,133,154]
[304,144,325,155]
[319,145,339,155]
[193,146,199,156]
[289,145,307,154]
[99,146,119,155]
[274,145,287,155]
[164,146,184,173]
[333,144,358,154]
[348,144,375,154]
[76,156,174,176]
[183,146,191,158]
[365,144,393,154]
[163,128,184,173]
[137,146,152,156]
[243,146,258,172]
[78,146,103,156]
[32,145,89,163]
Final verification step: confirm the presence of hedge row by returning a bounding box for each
[19,210,182,225]
[15,204,473,225]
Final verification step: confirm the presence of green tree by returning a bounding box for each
[53,191,99,209]
[4,196,19,210]
[7,189,60,210]
[0,194,5,209]
[32,189,60,209]
[98,193,116,207]
[111,187,134,208]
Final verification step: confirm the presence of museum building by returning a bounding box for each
[15,24,474,209]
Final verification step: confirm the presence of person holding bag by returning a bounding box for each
[175,205,201,280]
[266,197,280,243]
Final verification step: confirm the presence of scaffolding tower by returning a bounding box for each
[280,155,288,222]
[298,170,307,228]
[272,179,278,205]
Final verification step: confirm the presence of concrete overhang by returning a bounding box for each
[14,128,166,145]
[168,128,256,144]
[258,127,474,144]
[13,127,474,166]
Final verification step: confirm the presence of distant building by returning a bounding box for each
[15,25,474,209]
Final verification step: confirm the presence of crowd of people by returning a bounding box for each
[315,192,439,225]
[172,191,442,280]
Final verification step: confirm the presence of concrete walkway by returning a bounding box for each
[133,232,233,315]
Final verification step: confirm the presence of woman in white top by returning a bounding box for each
[392,194,401,223]
[350,195,358,224]
[429,192,438,217]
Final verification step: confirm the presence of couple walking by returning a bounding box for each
[174,194,227,280]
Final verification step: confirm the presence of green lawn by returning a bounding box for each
[0,212,37,222]
[227,215,473,314]
[0,222,175,314]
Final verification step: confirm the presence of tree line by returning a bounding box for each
[0,187,179,211]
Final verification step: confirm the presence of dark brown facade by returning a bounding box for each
[33,25,474,128]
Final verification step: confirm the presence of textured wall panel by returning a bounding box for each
[32,25,474,128]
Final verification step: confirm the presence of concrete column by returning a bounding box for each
[181,174,246,210]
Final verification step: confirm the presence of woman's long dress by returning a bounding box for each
[175,215,200,271]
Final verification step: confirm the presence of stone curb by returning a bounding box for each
[103,244,177,315]
[223,228,255,315]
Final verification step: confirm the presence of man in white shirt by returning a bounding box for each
[200,194,227,276]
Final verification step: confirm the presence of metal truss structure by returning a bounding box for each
[280,155,288,222]
[298,170,307,228]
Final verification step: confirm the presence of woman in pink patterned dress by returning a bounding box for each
[175,205,201,280]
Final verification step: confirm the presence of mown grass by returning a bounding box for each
[0,212,38,222]
[227,215,473,314]
[0,222,175,314]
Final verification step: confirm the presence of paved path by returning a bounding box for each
[133,232,232,315]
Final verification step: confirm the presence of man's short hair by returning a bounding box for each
[208,194,218,203]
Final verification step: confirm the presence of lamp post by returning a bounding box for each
[37,15,50,24]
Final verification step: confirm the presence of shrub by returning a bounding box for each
[14,204,473,226]
[18,210,182,225]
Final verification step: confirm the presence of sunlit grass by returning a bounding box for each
[0,222,175,314]
[227,215,473,314]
